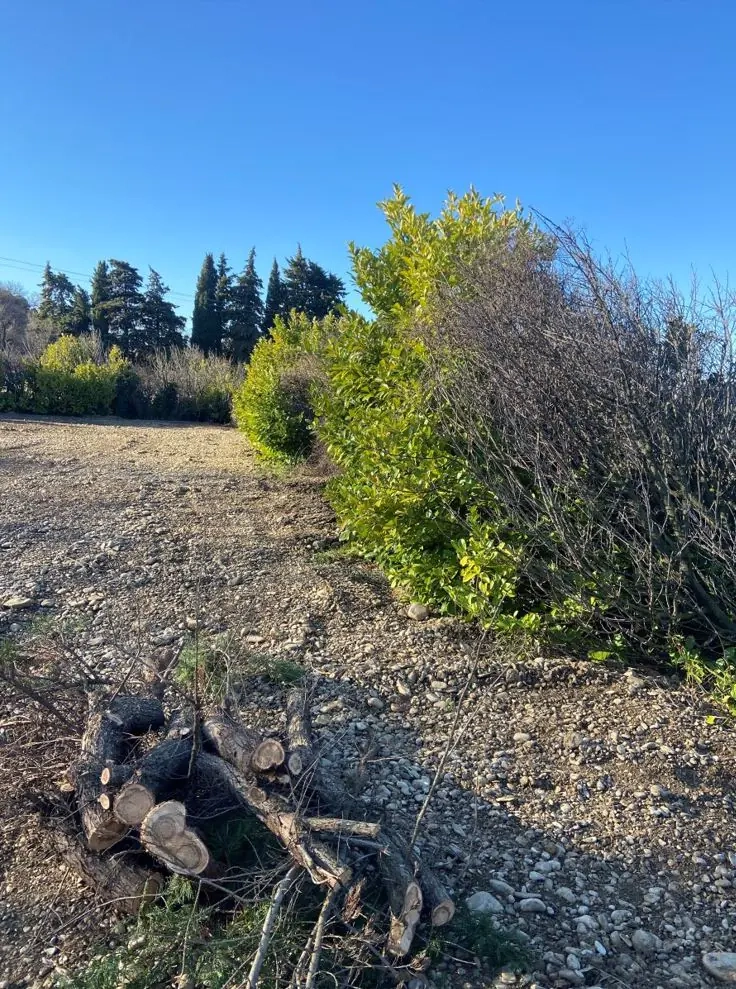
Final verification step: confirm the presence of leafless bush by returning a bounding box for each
[137,346,244,422]
[428,228,736,657]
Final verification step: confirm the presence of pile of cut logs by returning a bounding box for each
[47,685,455,967]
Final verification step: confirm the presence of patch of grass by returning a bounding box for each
[174,636,227,700]
[59,876,307,989]
[174,635,305,703]
[429,907,530,978]
[312,544,360,564]
[243,650,306,686]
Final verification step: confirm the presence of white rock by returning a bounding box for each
[2,596,34,609]
[702,952,736,983]
[465,891,505,914]
[406,603,429,621]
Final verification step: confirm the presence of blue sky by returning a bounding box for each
[0,0,733,315]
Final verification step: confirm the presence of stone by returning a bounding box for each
[519,897,547,913]
[488,879,515,897]
[556,886,577,904]
[631,929,660,955]
[466,891,505,915]
[2,596,34,610]
[407,603,429,621]
[702,952,736,982]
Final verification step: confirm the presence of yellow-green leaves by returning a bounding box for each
[349,183,539,323]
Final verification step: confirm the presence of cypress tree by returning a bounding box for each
[229,247,264,362]
[91,261,112,342]
[263,259,286,332]
[215,253,232,344]
[282,245,311,314]
[191,253,220,354]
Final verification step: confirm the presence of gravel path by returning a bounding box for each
[1,414,735,989]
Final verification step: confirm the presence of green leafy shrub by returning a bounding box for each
[315,313,523,618]
[232,311,324,462]
[18,334,130,416]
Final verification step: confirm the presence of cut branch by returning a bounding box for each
[202,708,285,774]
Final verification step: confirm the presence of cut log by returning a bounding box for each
[99,696,165,740]
[113,733,195,826]
[140,800,211,876]
[100,764,135,788]
[51,828,163,914]
[38,797,163,915]
[70,695,166,851]
[418,867,455,926]
[195,751,352,888]
[202,709,285,774]
[285,687,316,777]
[307,756,455,933]
[379,836,423,957]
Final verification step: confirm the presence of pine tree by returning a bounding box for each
[214,253,232,344]
[68,287,91,336]
[138,268,185,356]
[38,262,76,330]
[104,260,144,355]
[282,247,346,320]
[91,261,112,342]
[282,245,311,314]
[191,253,220,354]
[263,259,286,332]
[229,248,264,362]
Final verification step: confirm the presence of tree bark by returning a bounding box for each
[285,687,316,777]
[70,695,166,850]
[378,835,423,957]
[43,813,162,914]
[113,708,196,826]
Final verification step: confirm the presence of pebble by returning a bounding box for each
[466,891,505,914]
[631,928,660,955]
[519,897,547,913]
[702,952,736,982]
[1,596,34,609]
[406,603,429,621]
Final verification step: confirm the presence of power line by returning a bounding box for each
[0,255,195,302]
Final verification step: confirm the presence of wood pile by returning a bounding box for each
[48,684,455,969]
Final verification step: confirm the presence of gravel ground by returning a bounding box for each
[1,414,735,989]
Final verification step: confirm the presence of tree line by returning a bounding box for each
[27,248,346,362]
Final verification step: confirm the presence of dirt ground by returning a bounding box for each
[1,414,735,989]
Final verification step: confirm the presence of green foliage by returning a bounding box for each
[191,252,221,355]
[282,245,346,320]
[59,878,283,989]
[443,907,529,973]
[232,311,323,462]
[315,313,522,619]
[263,258,286,332]
[670,637,736,715]
[228,248,264,362]
[18,334,131,416]
[349,184,543,323]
